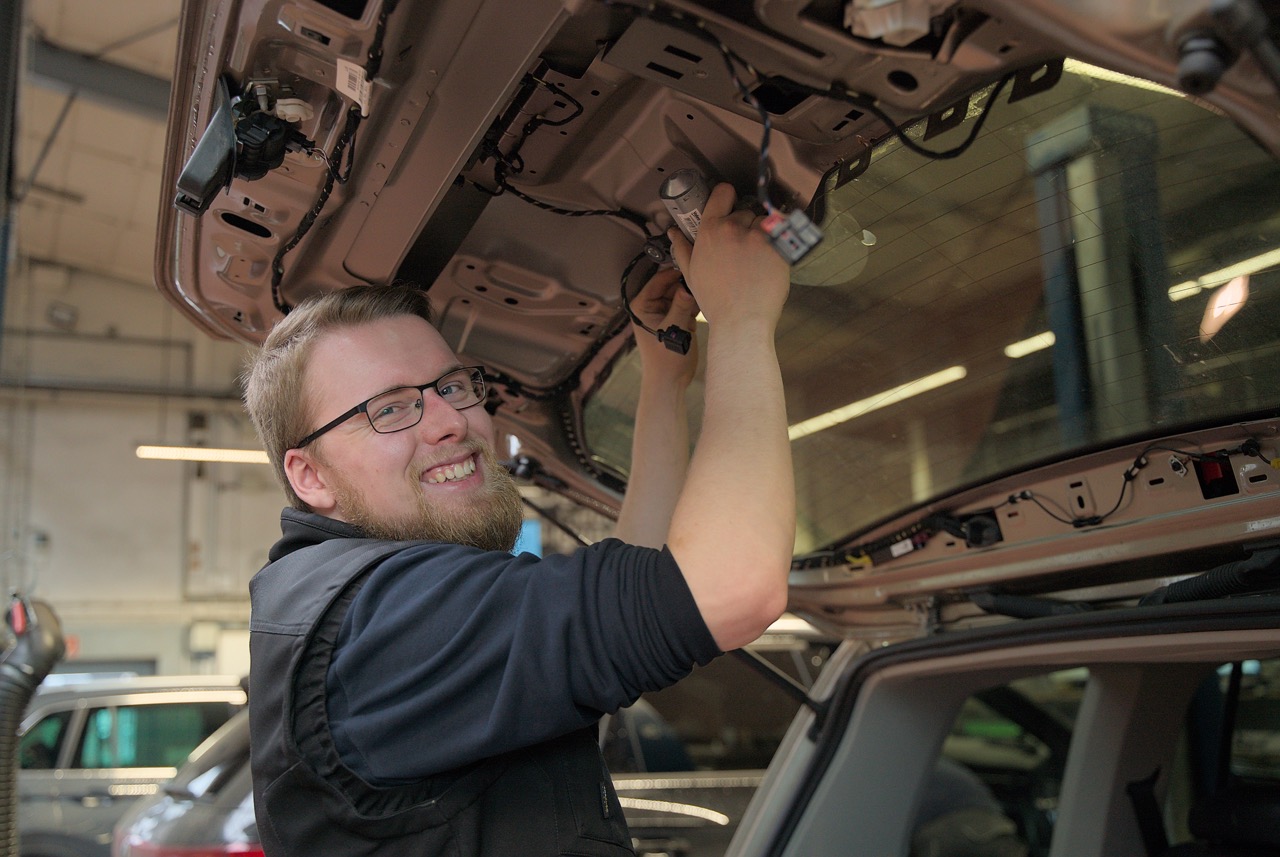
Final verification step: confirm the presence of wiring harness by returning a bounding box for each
[795,438,1280,572]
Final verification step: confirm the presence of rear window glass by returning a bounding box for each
[585,63,1280,555]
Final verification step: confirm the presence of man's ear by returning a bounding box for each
[284,448,338,514]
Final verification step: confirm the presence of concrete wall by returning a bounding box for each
[1,256,280,676]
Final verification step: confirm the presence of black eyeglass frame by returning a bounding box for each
[292,366,487,449]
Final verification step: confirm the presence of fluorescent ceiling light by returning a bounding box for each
[617,797,729,826]
[788,366,967,441]
[136,445,269,464]
[1168,247,1280,301]
[1063,59,1183,97]
[1004,331,1056,359]
[1199,275,1250,343]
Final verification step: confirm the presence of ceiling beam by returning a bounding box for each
[26,35,170,120]
[1,1,22,337]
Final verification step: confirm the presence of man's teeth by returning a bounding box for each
[426,457,476,484]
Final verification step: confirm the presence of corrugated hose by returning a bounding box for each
[0,594,65,857]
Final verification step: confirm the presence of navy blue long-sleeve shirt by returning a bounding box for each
[315,526,720,784]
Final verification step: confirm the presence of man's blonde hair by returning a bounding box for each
[242,283,434,509]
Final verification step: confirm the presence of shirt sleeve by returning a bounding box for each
[326,538,721,783]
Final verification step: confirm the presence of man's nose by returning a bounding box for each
[414,394,468,444]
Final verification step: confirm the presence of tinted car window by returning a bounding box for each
[73,701,237,769]
[18,709,71,770]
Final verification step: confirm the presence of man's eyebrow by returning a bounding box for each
[373,365,468,396]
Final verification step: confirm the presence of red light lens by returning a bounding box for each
[116,837,264,857]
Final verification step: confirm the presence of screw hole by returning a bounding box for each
[887,70,918,92]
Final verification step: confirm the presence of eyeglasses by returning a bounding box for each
[293,366,487,449]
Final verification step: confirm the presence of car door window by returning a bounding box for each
[1168,657,1280,854]
[1227,658,1280,781]
[19,710,72,769]
[931,669,1084,857]
[73,702,236,769]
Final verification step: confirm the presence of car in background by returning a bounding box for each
[112,623,832,857]
[153,0,1280,855]
[111,707,258,857]
[17,674,246,857]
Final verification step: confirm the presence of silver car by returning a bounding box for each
[18,675,246,857]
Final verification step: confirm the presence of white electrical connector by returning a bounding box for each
[763,209,824,264]
[274,98,315,124]
[844,0,951,48]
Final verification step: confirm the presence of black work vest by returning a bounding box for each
[249,535,636,856]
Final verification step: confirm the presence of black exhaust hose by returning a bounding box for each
[0,595,65,857]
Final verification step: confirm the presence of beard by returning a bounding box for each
[328,439,524,552]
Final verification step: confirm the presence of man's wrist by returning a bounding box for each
[638,375,691,398]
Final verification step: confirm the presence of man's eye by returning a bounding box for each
[438,381,464,397]
[373,398,417,419]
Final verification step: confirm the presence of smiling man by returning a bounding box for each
[242,185,795,856]
[282,313,523,550]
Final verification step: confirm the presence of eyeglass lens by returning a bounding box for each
[366,368,485,433]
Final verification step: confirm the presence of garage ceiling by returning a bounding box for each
[15,0,179,290]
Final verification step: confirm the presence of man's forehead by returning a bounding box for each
[318,315,448,361]
[305,316,457,399]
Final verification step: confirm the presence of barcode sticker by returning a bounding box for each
[336,58,372,116]
[675,210,701,240]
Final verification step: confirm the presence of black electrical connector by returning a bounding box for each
[657,325,693,354]
[619,245,695,355]
[234,112,310,181]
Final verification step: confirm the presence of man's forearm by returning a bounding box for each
[614,377,690,548]
[667,322,795,650]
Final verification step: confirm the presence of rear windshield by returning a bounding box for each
[584,62,1280,554]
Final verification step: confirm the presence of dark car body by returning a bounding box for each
[112,709,260,857]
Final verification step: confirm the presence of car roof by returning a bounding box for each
[32,673,247,702]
